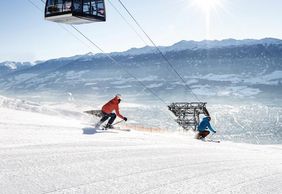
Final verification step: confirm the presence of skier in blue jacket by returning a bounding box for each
[196,116,216,139]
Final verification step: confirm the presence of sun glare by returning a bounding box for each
[192,0,223,14]
[189,0,225,39]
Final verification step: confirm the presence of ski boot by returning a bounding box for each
[104,123,114,130]
[199,137,206,141]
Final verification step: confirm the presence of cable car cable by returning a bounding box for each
[117,0,201,102]
[36,0,181,107]
[27,0,91,50]
[59,25,93,49]
[29,0,169,106]
[30,0,177,122]
[27,0,43,11]
[118,0,200,101]
[69,25,177,122]
[107,0,148,46]
[70,25,169,105]
[113,1,256,134]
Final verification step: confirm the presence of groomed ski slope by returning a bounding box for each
[0,107,282,194]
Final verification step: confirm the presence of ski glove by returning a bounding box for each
[123,117,128,121]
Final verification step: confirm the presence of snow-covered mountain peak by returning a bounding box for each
[0,61,33,70]
[4,62,17,70]
[168,38,282,52]
[107,38,282,57]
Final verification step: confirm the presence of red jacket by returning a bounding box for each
[102,97,124,119]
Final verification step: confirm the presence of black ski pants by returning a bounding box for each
[100,112,116,125]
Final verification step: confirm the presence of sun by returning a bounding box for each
[192,0,224,14]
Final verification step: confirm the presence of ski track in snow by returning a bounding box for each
[0,108,282,194]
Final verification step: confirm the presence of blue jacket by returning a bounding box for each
[198,117,216,133]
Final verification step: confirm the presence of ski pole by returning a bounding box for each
[112,120,125,126]
[209,132,215,139]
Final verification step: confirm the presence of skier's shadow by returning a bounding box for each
[82,127,117,135]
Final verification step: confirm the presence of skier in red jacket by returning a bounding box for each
[95,94,127,129]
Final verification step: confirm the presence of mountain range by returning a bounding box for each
[1,38,282,104]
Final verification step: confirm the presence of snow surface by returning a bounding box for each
[0,99,282,194]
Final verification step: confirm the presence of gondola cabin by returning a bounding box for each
[45,0,106,24]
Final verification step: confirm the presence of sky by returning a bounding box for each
[0,0,282,62]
